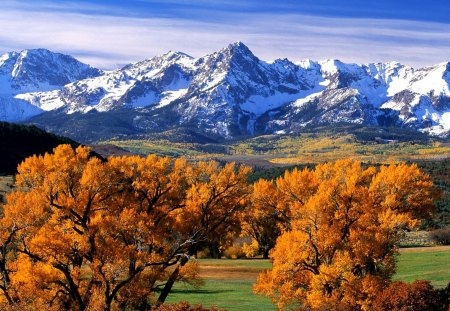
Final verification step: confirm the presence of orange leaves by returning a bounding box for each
[277,167,318,209]
[240,179,285,258]
[179,161,250,234]
[369,163,435,219]
[0,144,252,310]
[254,160,436,310]
[2,144,438,310]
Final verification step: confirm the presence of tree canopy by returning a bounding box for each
[254,159,436,310]
[0,146,440,310]
[0,145,250,310]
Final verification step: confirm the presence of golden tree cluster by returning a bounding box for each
[253,159,436,310]
[0,145,438,311]
[0,145,250,310]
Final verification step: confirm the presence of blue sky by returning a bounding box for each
[1,0,449,68]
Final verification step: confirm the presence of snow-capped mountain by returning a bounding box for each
[0,48,101,121]
[1,43,449,140]
[381,62,450,134]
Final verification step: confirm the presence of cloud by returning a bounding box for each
[0,2,448,69]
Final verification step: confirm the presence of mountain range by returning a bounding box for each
[0,42,449,142]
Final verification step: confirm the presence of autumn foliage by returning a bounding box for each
[372,280,450,311]
[0,145,250,310]
[240,179,288,258]
[0,145,441,310]
[253,159,436,310]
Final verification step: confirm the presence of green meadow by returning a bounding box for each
[166,247,450,310]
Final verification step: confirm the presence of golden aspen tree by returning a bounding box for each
[0,145,251,310]
[241,179,287,258]
[0,146,192,310]
[254,160,435,310]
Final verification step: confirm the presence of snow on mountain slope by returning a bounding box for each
[171,42,325,136]
[0,49,102,121]
[17,50,196,115]
[410,62,450,96]
[0,49,101,94]
[239,58,324,116]
[0,96,43,122]
[1,43,449,138]
[381,62,450,135]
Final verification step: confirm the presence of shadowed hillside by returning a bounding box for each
[0,122,79,175]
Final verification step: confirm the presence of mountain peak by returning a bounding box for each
[10,48,95,67]
[209,41,258,67]
[225,41,253,55]
[436,61,450,76]
[229,40,247,48]
[319,59,364,76]
[195,41,258,76]
[20,48,54,55]
[17,48,84,63]
[295,59,320,71]
[319,58,344,67]
[162,50,193,60]
[0,48,101,94]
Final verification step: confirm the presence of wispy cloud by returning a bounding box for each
[0,1,448,69]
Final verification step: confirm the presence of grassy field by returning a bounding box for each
[166,259,274,310]
[166,246,450,310]
[393,246,450,288]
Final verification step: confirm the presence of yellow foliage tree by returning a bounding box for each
[241,179,288,258]
[254,160,435,310]
[0,145,250,310]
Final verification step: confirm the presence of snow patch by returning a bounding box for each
[242,87,323,116]
[15,90,65,111]
[292,92,322,108]
[441,112,450,129]
[410,62,450,96]
[156,88,188,108]
[127,92,158,108]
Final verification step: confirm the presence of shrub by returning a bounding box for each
[223,242,246,259]
[429,228,450,245]
[195,249,211,259]
[372,280,450,311]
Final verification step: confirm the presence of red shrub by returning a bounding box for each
[152,301,224,311]
[372,280,450,311]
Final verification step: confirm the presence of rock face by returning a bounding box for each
[1,43,449,140]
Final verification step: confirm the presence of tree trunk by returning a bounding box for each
[208,242,221,259]
[104,293,113,311]
[0,262,13,305]
[156,257,189,306]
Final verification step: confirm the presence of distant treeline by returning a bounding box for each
[413,160,450,228]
